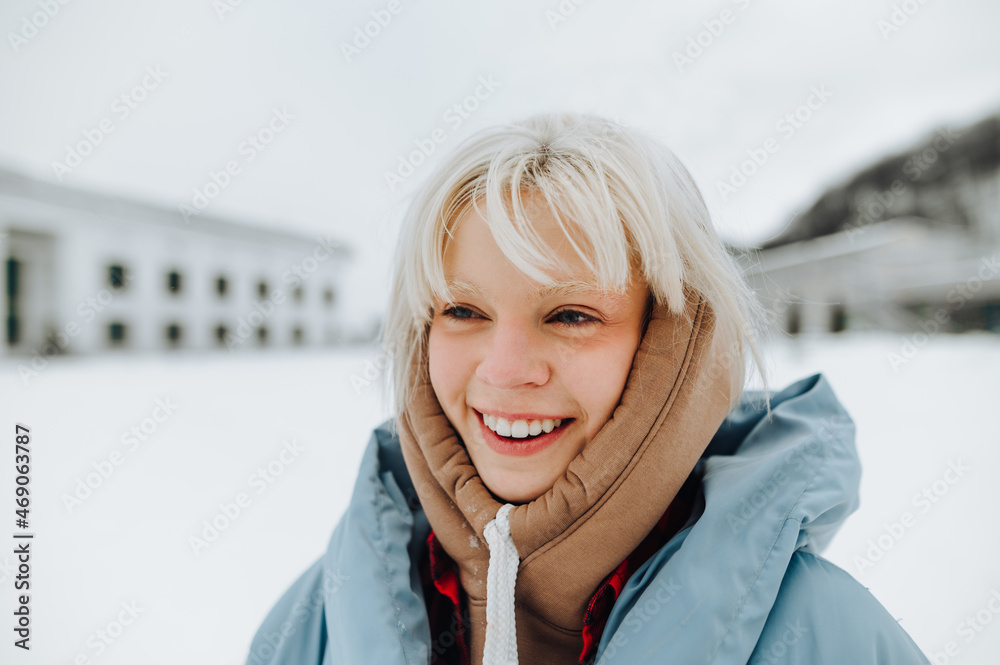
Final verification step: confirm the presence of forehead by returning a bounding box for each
[442,199,600,290]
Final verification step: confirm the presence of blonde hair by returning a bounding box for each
[382,112,769,417]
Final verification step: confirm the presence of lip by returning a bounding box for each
[475,409,572,457]
[473,407,571,422]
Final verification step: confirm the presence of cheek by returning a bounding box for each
[427,326,471,408]
[563,334,640,439]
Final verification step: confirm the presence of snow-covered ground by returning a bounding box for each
[1,331,997,664]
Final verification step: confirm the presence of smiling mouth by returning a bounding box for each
[478,411,570,440]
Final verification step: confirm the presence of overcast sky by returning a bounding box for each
[2,0,998,325]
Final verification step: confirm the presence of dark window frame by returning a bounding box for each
[108,264,127,290]
[167,270,183,295]
[166,323,183,346]
[108,321,128,346]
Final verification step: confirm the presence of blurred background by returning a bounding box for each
[1,0,998,663]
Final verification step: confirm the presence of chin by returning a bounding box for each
[481,472,552,505]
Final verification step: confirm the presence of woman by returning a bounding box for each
[246,114,929,664]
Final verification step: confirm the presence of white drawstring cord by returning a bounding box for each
[482,503,519,665]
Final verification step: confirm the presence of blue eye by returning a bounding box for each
[550,309,597,325]
[443,306,479,320]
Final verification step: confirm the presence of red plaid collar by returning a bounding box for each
[420,480,697,665]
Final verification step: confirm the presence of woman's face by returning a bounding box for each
[427,198,650,503]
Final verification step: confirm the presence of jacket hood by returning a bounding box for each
[305,371,860,664]
[594,372,859,663]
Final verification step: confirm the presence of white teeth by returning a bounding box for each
[483,413,565,438]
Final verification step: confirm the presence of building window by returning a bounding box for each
[166,323,183,346]
[292,326,304,345]
[293,285,304,303]
[215,324,229,347]
[6,257,20,346]
[829,304,847,333]
[324,287,335,307]
[167,271,182,295]
[257,326,268,346]
[216,276,228,298]
[786,303,801,336]
[108,322,127,346]
[257,280,268,298]
[108,264,127,290]
[5,317,18,346]
[985,303,1000,333]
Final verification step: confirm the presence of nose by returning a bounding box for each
[475,319,551,389]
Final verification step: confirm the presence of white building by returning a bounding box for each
[1,167,350,358]
[736,112,1000,337]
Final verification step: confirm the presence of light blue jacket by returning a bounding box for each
[245,374,930,664]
